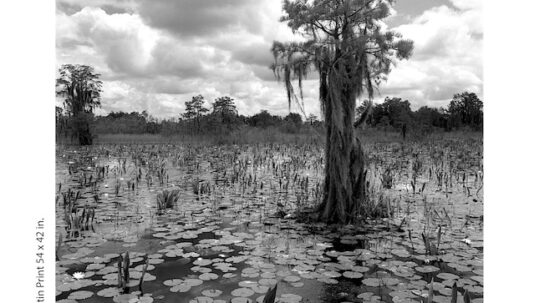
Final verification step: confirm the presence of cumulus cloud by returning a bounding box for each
[56,0,482,118]
[57,0,138,15]
[377,2,483,108]
[138,0,266,38]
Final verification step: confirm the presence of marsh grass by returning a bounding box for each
[156,189,180,213]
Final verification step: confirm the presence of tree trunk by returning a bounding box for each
[78,122,93,146]
[318,77,367,224]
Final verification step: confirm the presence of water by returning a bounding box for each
[55,140,483,303]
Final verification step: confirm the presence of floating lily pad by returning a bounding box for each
[362,278,382,287]
[148,258,164,265]
[278,294,302,303]
[194,258,212,266]
[231,298,252,303]
[164,279,183,286]
[437,272,459,280]
[343,271,363,279]
[239,281,258,288]
[189,297,213,303]
[231,288,255,297]
[317,277,339,284]
[415,265,440,273]
[200,272,219,280]
[258,278,278,286]
[201,289,223,297]
[284,275,301,283]
[68,290,94,300]
[97,287,120,297]
[170,284,191,293]
[113,293,153,303]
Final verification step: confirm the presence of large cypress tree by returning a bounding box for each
[271,0,414,223]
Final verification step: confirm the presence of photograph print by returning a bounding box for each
[55,1,483,302]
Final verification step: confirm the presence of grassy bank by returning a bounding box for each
[57,126,482,146]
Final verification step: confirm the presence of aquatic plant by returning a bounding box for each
[156,189,180,213]
[55,137,483,302]
[262,283,277,303]
[117,251,149,294]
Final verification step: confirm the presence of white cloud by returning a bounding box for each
[56,1,482,118]
[378,3,483,108]
[449,0,482,11]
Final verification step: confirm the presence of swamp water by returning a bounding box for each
[55,141,483,303]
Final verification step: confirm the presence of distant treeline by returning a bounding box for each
[358,92,483,131]
[56,91,482,139]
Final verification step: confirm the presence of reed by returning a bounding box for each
[156,189,180,213]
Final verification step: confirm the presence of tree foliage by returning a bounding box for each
[183,95,209,120]
[271,0,414,116]
[271,0,413,223]
[182,95,209,133]
[211,96,239,130]
[56,64,102,116]
[212,96,238,116]
[56,64,103,145]
[448,92,483,130]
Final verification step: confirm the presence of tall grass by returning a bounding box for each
[92,127,481,146]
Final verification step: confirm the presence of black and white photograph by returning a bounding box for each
[3,1,538,303]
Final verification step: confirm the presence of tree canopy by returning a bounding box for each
[271,0,414,223]
[212,96,238,116]
[448,92,483,129]
[182,95,209,120]
[56,64,103,145]
[271,0,414,118]
[56,64,102,116]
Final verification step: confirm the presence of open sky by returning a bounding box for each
[56,0,482,119]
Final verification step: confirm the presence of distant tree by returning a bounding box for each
[56,64,103,145]
[381,97,413,128]
[249,110,281,128]
[212,96,238,116]
[283,112,303,133]
[414,106,447,130]
[271,0,413,223]
[212,96,238,130]
[141,110,149,121]
[284,112,302,125]
[182,95,209,133]
[448,92,483,130]
[307,113,318,125]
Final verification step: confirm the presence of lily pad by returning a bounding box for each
[437,272,459,280]
[68,290,94,300]
[362,278,382,287]
[284,275,301,283]
[200,272,219,280]
[201,289,223,297]
[231,288,255,297]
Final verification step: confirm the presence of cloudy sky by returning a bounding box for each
[56,0,482,119]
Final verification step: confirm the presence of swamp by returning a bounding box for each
[55,133,483,303]
[50,1,487,302]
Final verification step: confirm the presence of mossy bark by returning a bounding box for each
[317,73,367,224]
